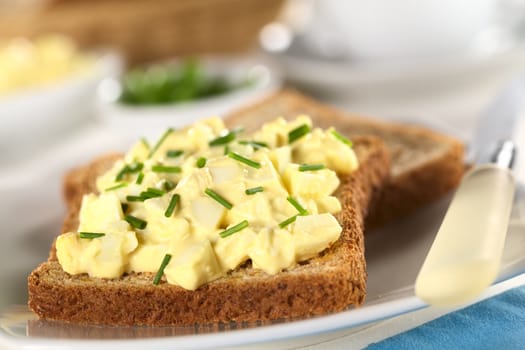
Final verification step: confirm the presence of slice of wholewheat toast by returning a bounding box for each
[225,90,465,226]
[28,136,390,326]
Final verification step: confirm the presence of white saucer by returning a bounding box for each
[262,27,525,94]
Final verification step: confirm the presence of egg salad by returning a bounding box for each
[0,35,93,96]
[56,116,359,290]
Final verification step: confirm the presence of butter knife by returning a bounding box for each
[415,79,524,306]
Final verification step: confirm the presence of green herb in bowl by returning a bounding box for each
[118,59,248,105]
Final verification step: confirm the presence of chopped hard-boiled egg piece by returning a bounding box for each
[282,164,340,198]
[56,231,138,278]
[250,228,295,274]
[77,193,129,234]
[214,228,257,270]
[164,240,222,290]
[293,214,342,261]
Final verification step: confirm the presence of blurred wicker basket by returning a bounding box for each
[0,0,284,64]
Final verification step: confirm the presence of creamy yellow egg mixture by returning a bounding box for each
[0,35,93,96]
[56,116,359,290]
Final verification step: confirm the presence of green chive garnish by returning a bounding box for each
[331,130,353,147]
[166,149,183,158]
[146,187,164,196]
[299,164,325,172]
[139,190,163,200]
[209,131,236,147]
[238,140,268,149]
[245,186,264,195]
[136,172,144,185]
[163,180,176,192]
[151,165,182,173]
[139,187,165,200]
[105,182,128,192]
[220,220,249,238]
[164,194,180,217]
[125,214,147,229]
[115,165,132,181]
[205,188,233,209]
[148,128,174,158]
[153,254,172,285]
[227,152,261,169]
[279,215,297,228]
[126,195,144,202]
[288,124,311,143]
[115,162,143,181]
[121,203,129,213]
[196,157,207,168]
[287,196,308,215]
[79,232,106,239]
[127,188,165,202]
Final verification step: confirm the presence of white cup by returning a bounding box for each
[306,0,498,62]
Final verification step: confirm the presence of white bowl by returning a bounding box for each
[0,52,122,165]
[96,56,281,142]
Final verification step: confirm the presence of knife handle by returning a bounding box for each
[415,164,515,306]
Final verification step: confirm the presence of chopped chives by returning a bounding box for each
[196,157,207,168]
[219,220,249,238]
[145,187,165,196]
[209,131,236,147]
[115,162,143,181]
[125,214,148,229]
[287,196,308,215]
[136,172,144,185]
[299,164,325,172]
[127,188,165,202]
[126,195,144,202]
[163,180,176,192]
[205,188,233,210]
[105,182,128,192]
[227,152,261,169]
[166,149,184,158]
[331,130,353,147]
[139,187,165,200]
[151,165,182,173]
[164,194,180,217]
[279,215,297,228]
[139,193,158,200]
[79,232,106,239]
[121,203,129,213]
[128,162,144,172]
[245,186,264,195]
[288,124,311,143]
[148,128,174,158]
[153,254,172,285]
[238,140,268,149]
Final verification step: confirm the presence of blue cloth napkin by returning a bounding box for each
[366,285,525,350]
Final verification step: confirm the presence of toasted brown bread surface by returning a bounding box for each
[29,136,390,326]
[225,90,465,226]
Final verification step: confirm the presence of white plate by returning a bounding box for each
[1,128,525,350]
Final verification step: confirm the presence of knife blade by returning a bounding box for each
[415,79,525,307]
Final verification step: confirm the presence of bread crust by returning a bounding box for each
[29,136,390,326]
[225,90,465,227]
